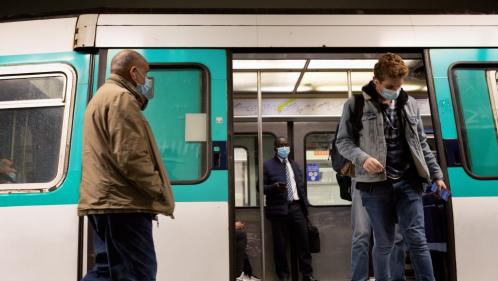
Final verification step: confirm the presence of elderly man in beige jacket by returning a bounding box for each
[78,50,174,281]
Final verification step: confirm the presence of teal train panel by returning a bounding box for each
[0,49,229,207]
[0,52,90,206]
[106,49,228,202]
[430,48,498,197]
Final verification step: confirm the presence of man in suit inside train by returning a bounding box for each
[263,137,318,281]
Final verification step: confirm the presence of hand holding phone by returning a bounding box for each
[429,183,451,201]
[273,182,287,192]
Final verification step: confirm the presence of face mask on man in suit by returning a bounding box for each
[277,146,290,159]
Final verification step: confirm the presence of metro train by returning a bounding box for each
[1,14,498,281]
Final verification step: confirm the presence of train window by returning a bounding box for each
[234,147,249,206]
[305,133,351,206]
[0,76,64,101]
[233,134,276,207]
[0,64,75,191]
[451,68,498,177]
[144,66,209,183]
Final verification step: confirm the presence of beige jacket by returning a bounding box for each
[78,74,175,217]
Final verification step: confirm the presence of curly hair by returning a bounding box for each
[374,53,409,81]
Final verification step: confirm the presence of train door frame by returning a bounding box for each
[423,49,457,281]
[230,49,454,281]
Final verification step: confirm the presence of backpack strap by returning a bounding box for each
[351,94,364,144]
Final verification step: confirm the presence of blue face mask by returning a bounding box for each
[380,88,401,100]
[136,76,154,100]
[7,172,16,182]
[277,146,290,159]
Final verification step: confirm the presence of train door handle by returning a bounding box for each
[212,141,227,170]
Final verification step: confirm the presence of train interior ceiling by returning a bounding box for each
[231,51,446,281]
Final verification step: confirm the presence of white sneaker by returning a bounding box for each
[237,273,261,281]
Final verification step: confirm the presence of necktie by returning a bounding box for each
[285,160,294,202]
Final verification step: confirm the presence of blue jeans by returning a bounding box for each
[360,179,434,281]
[351,185,407,281]
[351,186,371,281]
[81,213,157,281]
[391,225,406,281]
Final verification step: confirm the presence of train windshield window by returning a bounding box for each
[452,68,498,177]
[305,133,351,206]
[0,64,74,191]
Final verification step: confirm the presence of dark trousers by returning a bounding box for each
[235,229,253,277]
[270,202,313,280]
[81,213,157,281]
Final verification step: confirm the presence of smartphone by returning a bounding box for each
[440,189,451,201]
[429,183,451,201]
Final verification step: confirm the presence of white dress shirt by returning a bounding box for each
[278,156,300,200]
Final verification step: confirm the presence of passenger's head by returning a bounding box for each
[373,53,409,101]
[0,159,16,183]
[274,137,290,159]
[0,159,15,173]
[110,50,150,88]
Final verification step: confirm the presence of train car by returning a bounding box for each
[1,14,498,281]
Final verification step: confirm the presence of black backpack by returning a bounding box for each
[330,94,364,201]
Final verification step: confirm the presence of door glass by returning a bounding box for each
[452,68,498,176]
[144,67,209,183]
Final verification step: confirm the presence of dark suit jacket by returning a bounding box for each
[263,156,309,219]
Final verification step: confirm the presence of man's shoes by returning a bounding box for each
[237,273,262,281]
[303,276,320,281]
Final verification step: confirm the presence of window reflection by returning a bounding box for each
[0,76,64,102]
[0,106,63,185]
[234,134,276,207]
[305,133,351,206]
[234,147,249,206]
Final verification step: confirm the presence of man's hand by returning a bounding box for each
[235,221,245,230]
[434,179,447,191]
[362,157,384,174]
[273,182,287,192]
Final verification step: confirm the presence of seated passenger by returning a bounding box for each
[235,220,260,281]
[0,158,16,184]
